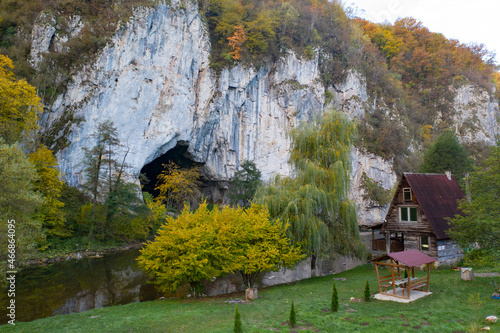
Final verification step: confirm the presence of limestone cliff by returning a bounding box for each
[37,1,498,226]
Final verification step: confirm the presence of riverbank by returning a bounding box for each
[2,264,498,332]
[22,242,145,267]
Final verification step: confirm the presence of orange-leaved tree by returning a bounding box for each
[227,25,247,60]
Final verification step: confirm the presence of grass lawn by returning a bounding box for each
[2,264,499,332]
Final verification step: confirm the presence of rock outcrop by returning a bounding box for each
[36,1,498,226]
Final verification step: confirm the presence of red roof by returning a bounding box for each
[388,250,437,267]
[404,173,465,239]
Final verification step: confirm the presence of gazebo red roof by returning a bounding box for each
[387,250,437,267]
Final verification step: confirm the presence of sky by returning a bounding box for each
[343,0,499,65]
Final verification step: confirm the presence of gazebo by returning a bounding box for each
[372,250,436,300]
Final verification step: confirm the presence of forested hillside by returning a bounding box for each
[1,0,498,163]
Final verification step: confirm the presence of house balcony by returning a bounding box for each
[372,239,404,252]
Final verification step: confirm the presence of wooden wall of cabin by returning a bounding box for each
[404,234,438,257]
[437,239,463,262]
[385,176,434,234]
[385,205,434,234]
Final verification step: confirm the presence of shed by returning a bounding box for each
[373,250,437,299]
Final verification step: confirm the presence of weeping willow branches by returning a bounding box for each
[254,110,365,259]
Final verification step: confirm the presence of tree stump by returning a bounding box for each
[245,288,258,300]
[461,267,474,281]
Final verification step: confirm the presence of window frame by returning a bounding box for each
[399,206,418,222]
[420,235,430,251]
[403,188,412,201]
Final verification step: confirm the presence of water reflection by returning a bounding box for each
[0,249,158,323]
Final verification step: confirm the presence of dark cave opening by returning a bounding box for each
[140,143,203,199]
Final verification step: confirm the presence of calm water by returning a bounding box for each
[0,249,158,324]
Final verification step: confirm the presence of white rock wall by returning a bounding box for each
[37,1,498,227]
[453,85,499,144]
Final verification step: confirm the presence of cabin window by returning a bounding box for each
[400,207,418,222]
[403,188,412,201]
[421,236,429,250]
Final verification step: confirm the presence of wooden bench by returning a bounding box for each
[402,276,429,297]
[378,273,402,293]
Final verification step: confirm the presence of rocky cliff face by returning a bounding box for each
[37,1,498,226]
[453,85,499,144]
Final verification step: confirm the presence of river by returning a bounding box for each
[0,249,158,324]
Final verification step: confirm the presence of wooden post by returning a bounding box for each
[386,231,391,253]
[406,267,411,298]
[375,263,382,293]
[391,264,396,294]
[426,264,431,292]
[245,288,258,300]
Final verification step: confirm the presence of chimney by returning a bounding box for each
[445,171,452,180]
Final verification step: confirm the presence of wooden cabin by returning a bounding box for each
[374,172,465,263]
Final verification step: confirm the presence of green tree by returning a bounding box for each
[0,141,44,272]
[419,131,473,182]
[448,145,500,263]
[360,172,391,207]
[81,120,151,241]
[0,54,42,144]
[255,110,365,263]
[137,202,304,295]
[82,119,120,225]
[227,160,262,207]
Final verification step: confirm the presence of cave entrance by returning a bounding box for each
[140,143,203,199]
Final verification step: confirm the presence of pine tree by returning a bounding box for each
[82,119,120,225]
[227,160,262,208]
[364,280,370,302]
[419,131,472,183]
[331,281,338,312]
[234,305,242,333]
[289,301,296,327]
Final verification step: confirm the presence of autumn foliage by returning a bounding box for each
[137,202,304,294]
[0,54,42,144]
[227,25,247,60]
[155,162,201,210]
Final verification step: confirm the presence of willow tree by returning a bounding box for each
[254,110,364,263]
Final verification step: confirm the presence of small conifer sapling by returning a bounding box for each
[331,281,339,312]
[289,301,296,327]
[364,280,371,302]
[234,305,242,333]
